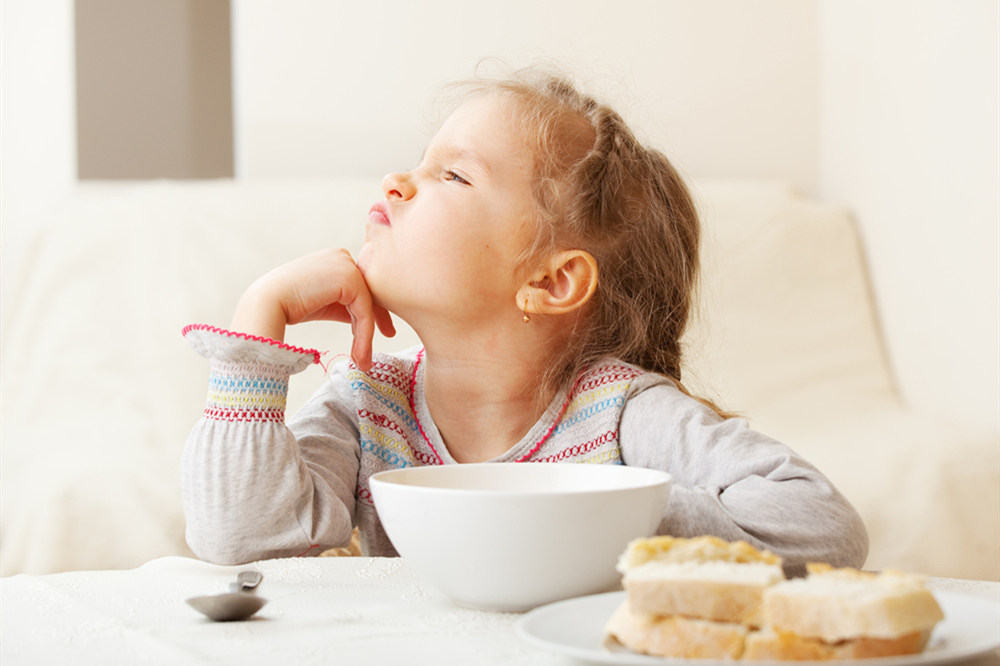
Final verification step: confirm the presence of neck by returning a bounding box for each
[412,317,565,463]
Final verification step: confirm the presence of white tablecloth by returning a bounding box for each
[2,556,998,666]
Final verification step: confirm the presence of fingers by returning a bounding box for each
[349,313,374,373]
[334,250,380,373]
[373,305,397,338]
[239,248,390,373]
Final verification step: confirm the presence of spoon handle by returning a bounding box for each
[229,571,263,593]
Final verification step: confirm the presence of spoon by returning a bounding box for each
[186,571,267,621]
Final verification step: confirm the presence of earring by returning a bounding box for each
[522,298,531,323]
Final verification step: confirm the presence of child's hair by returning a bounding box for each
[444,66,731,418]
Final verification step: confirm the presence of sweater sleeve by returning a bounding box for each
[618,376,869,576]
[180,325,360,564]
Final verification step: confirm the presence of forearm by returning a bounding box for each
[620,380,869,575]
[656,467,869,576]
[230,281,289,342]
[181,419,355,564]
[181,326,357,564]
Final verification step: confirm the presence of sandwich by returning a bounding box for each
[606,535,785,659]
[604,537,945,660]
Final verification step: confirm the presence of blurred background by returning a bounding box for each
[4,0,996,430]
[1,1,997,578]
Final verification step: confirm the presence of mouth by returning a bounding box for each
[368,202,391,227]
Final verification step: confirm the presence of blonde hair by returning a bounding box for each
[445,67,731,417]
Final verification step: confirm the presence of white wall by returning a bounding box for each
[820,0,999,430]
[1,0,76,334]
[233,0,820,193]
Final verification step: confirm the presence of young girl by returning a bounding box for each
[181,70,868,575]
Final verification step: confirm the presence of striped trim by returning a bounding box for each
[204,407,285,423]
[555,394,628,435]
[352,380,421,432]
[366,361,411,394]
[205,359,290,423]
[534,430,618,463]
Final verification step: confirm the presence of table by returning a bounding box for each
[2,556,998,666]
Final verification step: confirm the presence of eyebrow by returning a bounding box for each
[422,146,493,180]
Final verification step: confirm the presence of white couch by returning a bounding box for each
[2,178,997,580]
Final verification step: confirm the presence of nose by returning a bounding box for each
[382,171,416,201]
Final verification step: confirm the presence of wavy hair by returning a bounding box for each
[443,67,730,417]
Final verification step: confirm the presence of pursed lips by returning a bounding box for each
[368,202,391,226]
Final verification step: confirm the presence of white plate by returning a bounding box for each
[516,591,1000,665]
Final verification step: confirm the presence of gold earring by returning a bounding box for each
[522,298,531,323]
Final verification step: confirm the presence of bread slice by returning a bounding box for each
[618,536,784,627]
[744,627,932,660]
[624,560,784,627]
[763,563,945,643]
[605,599,748,659]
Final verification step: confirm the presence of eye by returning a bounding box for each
[444,170,470,185]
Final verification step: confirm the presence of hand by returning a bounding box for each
[230,248,395,372]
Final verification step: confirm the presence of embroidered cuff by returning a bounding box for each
[205,359,290,423]
[183,324,322,424]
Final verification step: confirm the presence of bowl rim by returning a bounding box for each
[368,463,672,498]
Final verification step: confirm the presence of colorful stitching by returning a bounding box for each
[577,448,622,465]
[204,407,285,423]
[348,369,411,407]
[357,487,374,505]
[577,366,642,393]
[207,362,290,414]
[358,423,424,466]
[355,412,438,464]
[358,409,409,438]
[556,395,627,435]
[366,363,411,394]
[352,382,420,432]
[533,430,618,463]
[359,436,413,469]
[565,381,632,412]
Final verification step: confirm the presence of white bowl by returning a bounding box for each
[369,463,672,611]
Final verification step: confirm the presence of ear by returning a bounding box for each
[517,250,598,316]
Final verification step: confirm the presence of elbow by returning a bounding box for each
[819,487,870,570]
[185,527,278,566]
[183,506,309,564]
[836,506,870,570]
[794,500,871,574]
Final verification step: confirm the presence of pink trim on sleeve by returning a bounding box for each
[181,323,322,365]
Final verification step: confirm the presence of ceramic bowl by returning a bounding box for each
[369,463,672,611]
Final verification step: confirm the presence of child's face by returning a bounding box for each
[357,94,537,329]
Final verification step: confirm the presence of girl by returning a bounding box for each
[181,70,868,575]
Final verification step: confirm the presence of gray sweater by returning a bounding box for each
[181,326,869,575]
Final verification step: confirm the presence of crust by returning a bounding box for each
[744,628,932,660]
[605,599,934,661]
[604,600,748,659]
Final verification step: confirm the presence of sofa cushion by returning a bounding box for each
[2,177,996,580]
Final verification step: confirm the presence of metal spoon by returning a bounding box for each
[186,571,267,621]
